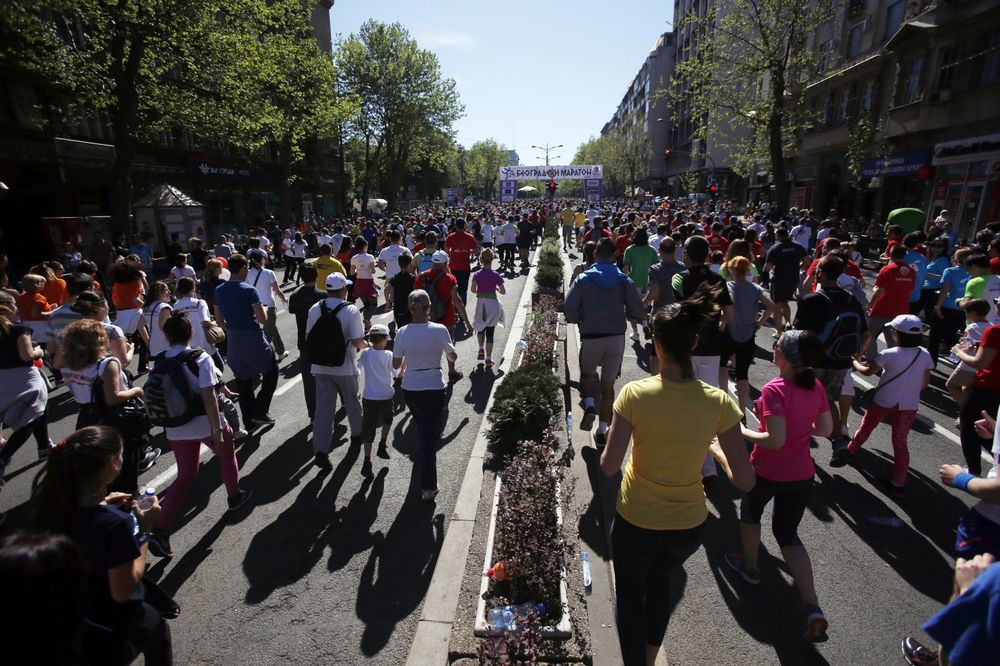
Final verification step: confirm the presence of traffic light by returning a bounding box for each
[663,149,673,160]
[708,176,718,195]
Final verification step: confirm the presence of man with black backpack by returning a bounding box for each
[793,255,872,456]
[304,273,368,470]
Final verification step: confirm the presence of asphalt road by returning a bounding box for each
[0,263,532,665]
[569,252,980,666]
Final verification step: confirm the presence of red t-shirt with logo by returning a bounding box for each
[706,234,729,255]
[870,260,916,318]
[415,268,458,326]
[973,324,1000,390]
[445,231,477,272]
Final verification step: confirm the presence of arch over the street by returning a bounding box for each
[498,164,603,203]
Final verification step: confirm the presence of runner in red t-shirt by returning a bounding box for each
[445,219,478,303]
[414,252,472,336]
[866,244,916,355]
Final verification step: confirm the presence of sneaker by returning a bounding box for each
[233,429,250,443]
[226,487,253,511]
[580,406,596,432]
[448,370,464,382]
[879,478,908,499]
[477,349,485,361]
[421,488,438,502]
[277,351,290,362]
[901,635,938,666]
[630,331,640,341]
[138,447,161,474]
[376,441,390,460]
[37,440,55,459]
[593,431,607,449]
[804,606,829,643]
[313,453,332,471]
[147,530,173,558]
[250,414,276,427]
[829,446,855,468]
[485,358,494,369]
[361,458,374,479]
[724,552,761,585]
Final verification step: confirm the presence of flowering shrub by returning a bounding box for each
[485,365,561,467]
[489,435,564,616]
[520,302,559,369]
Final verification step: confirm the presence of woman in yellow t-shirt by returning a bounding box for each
[601,283,756,666]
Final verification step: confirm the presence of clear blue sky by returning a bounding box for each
[330,0,672,165]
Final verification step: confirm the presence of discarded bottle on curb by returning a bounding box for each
[581,551,592,588]
[137,487,157,511]
[488,602,546,632]
[864,515,903,527]
[566,412,573,434]
[515,339,528,353]
[485,559,514,581]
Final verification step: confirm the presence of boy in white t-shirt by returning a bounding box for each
[946,298,992,406]
[832,314,934,497]
[358,323,397,477]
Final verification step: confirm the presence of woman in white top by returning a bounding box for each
[138,281,172,359]
[146,311,252,559]
[247,254,288,359]
[167,253,196,285]
[282,232,310,287]
[350,237,378,329]
[392,289,458,502]
[73,291,133,368]
[172,276,219,366]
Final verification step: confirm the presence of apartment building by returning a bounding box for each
[789,0,999,240]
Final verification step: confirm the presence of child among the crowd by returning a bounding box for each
[358,323,398,477]
[945,298,991,406]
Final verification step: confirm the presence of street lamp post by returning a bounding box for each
[530,143,563,166]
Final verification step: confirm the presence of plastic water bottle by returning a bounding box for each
[566,412,573,434]
[515,339,528,353]
[488,602,545,632]
[137,487,157,511]
[488,607,515,631]
[581,551,592,588]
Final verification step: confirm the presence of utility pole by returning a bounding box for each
[531,142,563,166]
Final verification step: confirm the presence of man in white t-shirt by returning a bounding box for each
[247,259,289,359]
[306,273,368,470]
[377,229,407,280]
[790,220,811,250]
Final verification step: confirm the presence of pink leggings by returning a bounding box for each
[848,403,917,487]
[156,427,239,531]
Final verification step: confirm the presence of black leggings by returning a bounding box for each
[611,514,705,666]
[234,357,279,426]
[960,386,1000,475]
[283,255,298,282]
[739,476,812,547]
[480,326,496,343]
[0,416,49,464]
[928,306,964,365]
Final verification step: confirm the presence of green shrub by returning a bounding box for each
[486,366,562,467]
[535,264,563,291]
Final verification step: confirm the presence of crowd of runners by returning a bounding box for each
[0,195,997,665]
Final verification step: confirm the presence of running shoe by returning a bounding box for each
[233,429,250,443]
[580,406,596,432]
[829,446,855,468]
[147,530,173,558]
[724,552,761,585]
[804,606,828,643]
[250,414,276,427]
[376,441,390,460]
[313,453,332,471]
[226,488,253,511]
[361,458,374,479]
[37,440,55,459]
[138,447,161,474]
[879,478,908,499]
[485,358,494,369]
[448,370,464,382]
[477,349,485,361]
[593,431,607,449]
[421,488,438,502]
[277,351,290,362]
[900,636,938,665]
[630,330,640,341]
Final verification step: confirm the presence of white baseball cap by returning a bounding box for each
[889,314,928,334]
[368,323,390,336]
[325,273,352,290]
[431,250,449,264]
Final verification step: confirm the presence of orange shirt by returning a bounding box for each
[17,292,51,321]
[41,278,68,306]
[112,280,143,310]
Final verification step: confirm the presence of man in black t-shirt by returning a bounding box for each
[793,255,870,456]
[763,227,808,336]
[287,264,324,421]
[671,235,735,482]
[388,252,416,334]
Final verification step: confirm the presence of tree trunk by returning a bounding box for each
[769,70,788,217]
[109,33,145,238]
[278,139,293,228]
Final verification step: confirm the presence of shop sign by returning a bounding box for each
[190,159,253,180]
[932,133,1000,165]
[861,150,930,178]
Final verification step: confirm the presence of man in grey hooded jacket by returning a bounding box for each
[564,238,645,447]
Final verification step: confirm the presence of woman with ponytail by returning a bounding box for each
[725,330,833,643]
[30,426,173,665]
[600,283,756,666]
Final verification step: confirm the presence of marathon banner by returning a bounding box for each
[499,180,518,204]
[499,164,603,181]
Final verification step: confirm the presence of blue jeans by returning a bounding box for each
[403,388,447,491]
[611,514,705,666]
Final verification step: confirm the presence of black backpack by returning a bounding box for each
[306,301,349,367]
[425,272,448,323]
[144,350,207,428]
[818,291,863,362]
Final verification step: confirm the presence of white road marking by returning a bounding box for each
[274,374,303,396]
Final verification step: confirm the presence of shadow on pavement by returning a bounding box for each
[356,459,445,658]
[577,445,616,559]
[463,365,503,413]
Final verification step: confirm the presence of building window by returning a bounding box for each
[818,40,833,73]
[973,33,1000,88]
[895,55,924,105]
[818,94,832,127]
[885,0,904,40]
[861,80,876,110]
[934,46,958,91]
[847,22,864,60]
[836,88,851,124]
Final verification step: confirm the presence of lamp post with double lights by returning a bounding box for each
[531,143,563,167]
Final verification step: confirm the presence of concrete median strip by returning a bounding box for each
[406,260,538,666]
